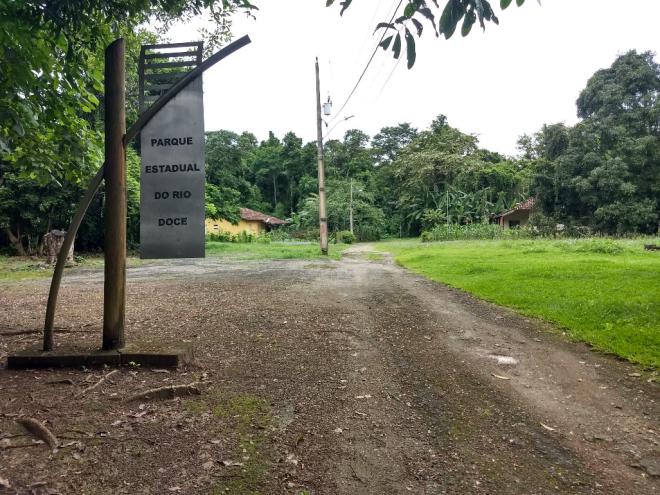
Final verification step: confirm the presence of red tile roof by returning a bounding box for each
[494,197,537,218]
[240,208,288,225]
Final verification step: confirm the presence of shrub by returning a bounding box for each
[421,223,532,242]
[269,229,292,242]
[556,238,626,255]
[206,230,232,242]
[291,229,319,241]
[336,230,356,244]
[355,224,382,242]
[206,229,272,244]
[255,232,272,244]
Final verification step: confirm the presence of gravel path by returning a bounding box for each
[0,247,657,494]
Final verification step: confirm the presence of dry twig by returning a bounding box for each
[126,382,202,402]
[75,369,119,398]
[15,417,58,451]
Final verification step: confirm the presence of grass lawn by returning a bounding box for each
[205,241,349,260]
[0,256,56,282]
[1,242,347,282]
[375,238,660,368]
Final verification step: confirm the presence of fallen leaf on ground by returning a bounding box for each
[540,423,556,432]
[491,373,511,380]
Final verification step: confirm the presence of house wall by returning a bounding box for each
[205,218,264,235]
[502,210,531,229]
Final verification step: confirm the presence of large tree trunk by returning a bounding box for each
[5,227,26,256]
[43,230,74,265]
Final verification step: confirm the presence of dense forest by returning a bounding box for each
[1,0,658,255]
[195,50,660,243]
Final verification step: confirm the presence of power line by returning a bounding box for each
[328,0,404,125]
[351,0,385,68]
[375,53,402,101]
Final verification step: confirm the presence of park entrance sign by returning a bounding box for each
[139,78,205,258]
[5,36,251,368]
[139,43,206,258]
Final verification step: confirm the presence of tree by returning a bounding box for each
[328,0,530,68]
[387,115,529,234]
[298,178,386,241]
[325,129,373,180]
[372,123,418,165]
[0,0,255,183]
[531,51,660,234]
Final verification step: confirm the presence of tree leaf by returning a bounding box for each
[392,33,402,59]
[516,0,525,5]
[500,0,513,8]
[411,18,424,36]
[339,0,352,15]
[326,0,335,6]
[374,22,395,33]
[439,0,464,39]
[418,7,439,36]
[380,35,394,51]
[0,137,10,154]
[461,10,476,37]
[404,2,416,18]
[405,28,416,69]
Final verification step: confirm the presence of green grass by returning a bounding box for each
[0,255,109,282]
[186,390,273,495]
[205,241,349,260]
[0,243,347,281]
[375,238,660,368]
[0,256,54,281]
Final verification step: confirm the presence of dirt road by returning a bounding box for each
[1,246,658,494]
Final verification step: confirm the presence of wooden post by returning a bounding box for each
[315,58,329,255]
[103,39,126,350]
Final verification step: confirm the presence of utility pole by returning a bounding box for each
[349,178,354,235]
[315,58,329,255]
[446,189,449,227]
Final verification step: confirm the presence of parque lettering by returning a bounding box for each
[145,163,200,174]
[151,137,193,146]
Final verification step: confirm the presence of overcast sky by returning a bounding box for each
[166,0,660,156]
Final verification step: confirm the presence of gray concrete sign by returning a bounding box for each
[140,77,205,258]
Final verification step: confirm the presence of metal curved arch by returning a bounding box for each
[43,35,251,351]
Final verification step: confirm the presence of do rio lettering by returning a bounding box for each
[154,191,192,200]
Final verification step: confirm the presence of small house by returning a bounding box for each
[206,208,288,236]
[493,197,537,229]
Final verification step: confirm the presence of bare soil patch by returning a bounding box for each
[0,252,658,494]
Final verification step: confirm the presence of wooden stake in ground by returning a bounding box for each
[103,38,127,351]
